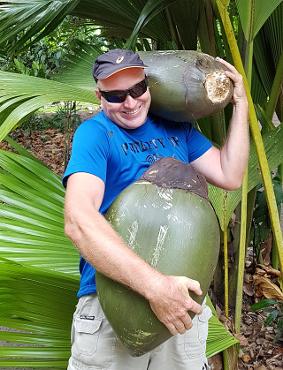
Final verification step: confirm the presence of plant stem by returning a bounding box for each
[272,163,283,271]
[223,227,229,317]
[235,0,254,333]
[216,0,283,279]
[235,171,248,333]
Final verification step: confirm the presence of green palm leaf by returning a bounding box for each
[236,0,283,40]
[0,260,77,368]
[0,0,80,52]
[165,0,202,50]
[125,0,178,48]
[0,71,97,141]
[252,3,283,108]
[0,149,78,275]
[209,123,283,230]
[74,0,172,42]
[0,0,206,53]
[0,0,174,52]
[206,297,238,357]
[53,41,99,90]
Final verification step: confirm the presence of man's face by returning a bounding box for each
[96,68,151,129]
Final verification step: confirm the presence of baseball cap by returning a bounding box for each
[92,49,147,81]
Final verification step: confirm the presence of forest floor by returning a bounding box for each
[1,112,282,369]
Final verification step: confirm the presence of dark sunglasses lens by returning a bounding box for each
[129,79,147,98]
[102,91,127,103]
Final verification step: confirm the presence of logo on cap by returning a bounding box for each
[116,56,124,64]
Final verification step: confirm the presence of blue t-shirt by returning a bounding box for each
[63,110,212,297]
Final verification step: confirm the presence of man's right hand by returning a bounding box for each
[147,275,203,336]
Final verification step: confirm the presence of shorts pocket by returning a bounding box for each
[184,306,211,359]
[197,306,211,344]
[73,314,103,357]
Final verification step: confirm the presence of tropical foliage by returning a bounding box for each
[0,0,282,368]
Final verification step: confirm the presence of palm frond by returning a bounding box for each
[0,0,206,53]
[253,3,283,106]
[0,0,173,52]
[125,0,179,48]
[236,0,283,40]
[0,149,78,275]
[209,124,283,230]
[166,0,202,50]
[53,41,99,90]
[0,0,80,53]
[75,0,171,42]
[0,71,97,141]
[0,260,77,368]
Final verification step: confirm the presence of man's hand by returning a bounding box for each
[147,275,203,336]
[192,58,249,190]
[216,57,248,108]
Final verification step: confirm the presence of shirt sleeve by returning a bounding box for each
[186,124,212,162]
[62,119,110,187]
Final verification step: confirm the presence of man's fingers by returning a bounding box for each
[181,313,193,330]
[215,57,244,86]
[174,320,187,334]
[215,57,238,73]
[167,323,178,336]
[184,277,202,296]
[166,319,190,335]
[224,70,243,85]
[186,298,202,315]
[149,275,204,336]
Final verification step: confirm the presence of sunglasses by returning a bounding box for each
[99,78,148,103]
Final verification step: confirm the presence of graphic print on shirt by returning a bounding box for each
[120,135,180,165]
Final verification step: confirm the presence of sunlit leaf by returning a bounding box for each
[209,124,283,230]
[0,71,97,141]
[236,0,282,40]
[126,0,177,48]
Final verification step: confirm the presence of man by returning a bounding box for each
[64,49,249,370]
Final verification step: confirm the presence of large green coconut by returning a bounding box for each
[96,158,220,356]
[139,50,233,121]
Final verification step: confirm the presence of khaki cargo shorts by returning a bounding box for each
[68,295,212,370]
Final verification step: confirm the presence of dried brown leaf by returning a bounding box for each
[255,267,268,276]
[235,333,249,346]
[241,353,251,363]
[257,264,281,277]
[261,234,273,265]
[253,275,283,301]
[243,282,254,296]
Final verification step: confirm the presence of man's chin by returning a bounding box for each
[119,116,147,129]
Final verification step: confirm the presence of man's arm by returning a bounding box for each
[64,172,202,335]
[191,58,249,190]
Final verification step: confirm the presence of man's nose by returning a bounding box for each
[123,94,137,108]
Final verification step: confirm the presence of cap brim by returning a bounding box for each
[101,65,147,80]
